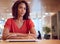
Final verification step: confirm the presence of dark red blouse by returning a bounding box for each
[4,18,34,34]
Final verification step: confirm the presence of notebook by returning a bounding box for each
[6,39,39,42]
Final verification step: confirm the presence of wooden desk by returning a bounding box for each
[0,40,60,44]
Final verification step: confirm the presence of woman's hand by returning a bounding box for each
[27,34,37,39]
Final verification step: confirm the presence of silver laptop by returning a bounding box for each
[6,39,39,42]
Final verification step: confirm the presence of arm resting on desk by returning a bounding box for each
[6,33,36,39]
[2,27,36,40]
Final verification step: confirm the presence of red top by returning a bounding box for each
[4,18,34,34]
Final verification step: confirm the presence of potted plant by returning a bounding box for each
[43,26,51,39]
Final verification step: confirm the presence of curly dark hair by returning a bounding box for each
[12,1,30,20]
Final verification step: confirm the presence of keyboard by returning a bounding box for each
[6,39,39,42]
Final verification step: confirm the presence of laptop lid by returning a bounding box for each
[6,39,39,42]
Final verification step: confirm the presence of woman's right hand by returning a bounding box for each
[7,34,17,39]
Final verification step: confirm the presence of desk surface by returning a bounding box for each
[0,40,60,44]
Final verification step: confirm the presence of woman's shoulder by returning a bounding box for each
[7,18,13,21]
[7,18,13,20]
[25,19,32,22]
[25,19,34,23]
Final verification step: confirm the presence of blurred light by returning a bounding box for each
[1,18,4,20]
[50,12,55,16]
[27,1,31,4]
[9,13,12,15]
[43,15,46,18]
[45,13,49,15]
[31,0,41,13]
[6,9,9,12]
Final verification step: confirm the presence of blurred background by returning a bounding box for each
[0,0,60,40]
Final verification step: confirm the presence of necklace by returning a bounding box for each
[15,19,24,29]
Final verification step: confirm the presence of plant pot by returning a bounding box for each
[44,34,50,39]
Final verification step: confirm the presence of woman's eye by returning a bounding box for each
[19,6,26,10]
[24,8,26,10]
[19,6,22,9]
[19,6,26,9]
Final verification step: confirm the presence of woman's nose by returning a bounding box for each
[22,9,25,12]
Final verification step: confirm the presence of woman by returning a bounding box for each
[2,1,36,40]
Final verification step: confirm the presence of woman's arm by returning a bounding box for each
[2,27,28,40]
[2,27,10,40]
[11,27,37,39]
[28,27,37,39]
[2,27,36,40]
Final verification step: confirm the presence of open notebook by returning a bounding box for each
[6,39,39,42]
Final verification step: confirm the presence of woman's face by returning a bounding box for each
[18,3,26,17]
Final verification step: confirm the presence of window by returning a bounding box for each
[0,20,5,36]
